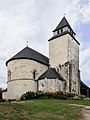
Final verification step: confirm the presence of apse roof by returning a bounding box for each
[38,67,65,81]
[6,46,49,66]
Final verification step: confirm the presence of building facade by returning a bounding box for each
[3,17,81,100]
[49,17,80,94]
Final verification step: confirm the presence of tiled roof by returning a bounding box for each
[53,17,75,34]
[6,47,49,66]
[38,67,65,81]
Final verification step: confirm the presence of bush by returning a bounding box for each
[0,99,6,102]
[21,91,37,100]
[65,93,75,99]
[54,94,67,100]
[21,91,68,100]
[7,99,17,102]
[53,92,67,100]
[36,91,67,100]
[36,91,53,99]
[21,91,89,101]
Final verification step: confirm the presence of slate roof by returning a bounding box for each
[48,17,80,45]
[38,67,65,81]
[53,17,75,34]
[6,47,49,66]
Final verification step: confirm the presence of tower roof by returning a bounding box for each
[53,17,76,35]
[48,16,80,45]
[38,67,65,81]
[53,17,71,32]
[6,46,49,66]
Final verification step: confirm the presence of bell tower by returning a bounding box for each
[48,17,80,94]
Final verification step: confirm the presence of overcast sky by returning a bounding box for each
[0,0,90,88]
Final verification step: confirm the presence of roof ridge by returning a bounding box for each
[6,46,49,66]
[12,46,48,59]
[27,47,48,59]
[38,67,64,81]
[53,17,74,33]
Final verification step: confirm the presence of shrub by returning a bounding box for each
[21,91,68,100]
[65,93,75,99]
[7,99,17,102]
[36,91,44,99]
[21,91,37,100]
[66,93,75,97]
[0,99,6,102]
[36,91,53,99]
[53,92,67,100]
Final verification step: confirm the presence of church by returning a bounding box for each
[3,17,86,100]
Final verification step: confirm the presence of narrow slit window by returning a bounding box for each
[8,70,11,81]
[61,28,63,33]
[33,70,36,80]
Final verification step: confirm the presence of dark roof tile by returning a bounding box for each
[38,67,65,81]
[6,47,49,66]
[53,17,75,34]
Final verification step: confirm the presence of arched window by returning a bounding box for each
[33,70,36,80]
[8,70,11,81]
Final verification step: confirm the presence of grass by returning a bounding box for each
[0,99,89,120]
[54,99,90,106]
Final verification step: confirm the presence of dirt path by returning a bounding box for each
[70,104,90,120]
[81,106,90,120]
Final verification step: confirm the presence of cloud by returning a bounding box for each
[80,48,90,65]
[80,47,90,83]
[64,0,90,27]
[81,1,90,23]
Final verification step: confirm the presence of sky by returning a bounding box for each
[0,0,90,88]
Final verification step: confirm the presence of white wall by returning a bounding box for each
[39,79,63,92]
[49,35,68,67]
[49,34,80,94]
[4,59,48,99]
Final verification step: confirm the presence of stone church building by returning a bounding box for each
[3,17,81,100]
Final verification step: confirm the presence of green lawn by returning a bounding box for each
[0,99,89,120]
[56,99,90,106]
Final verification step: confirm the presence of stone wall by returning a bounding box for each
[2,91,8,100]
[39,79,63,92]
[7,59,48,80]
[7,80,37,99]
[49,34,80,94]
[4,59,48,99]
[49,35,68,67]
[68,35,80,94]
